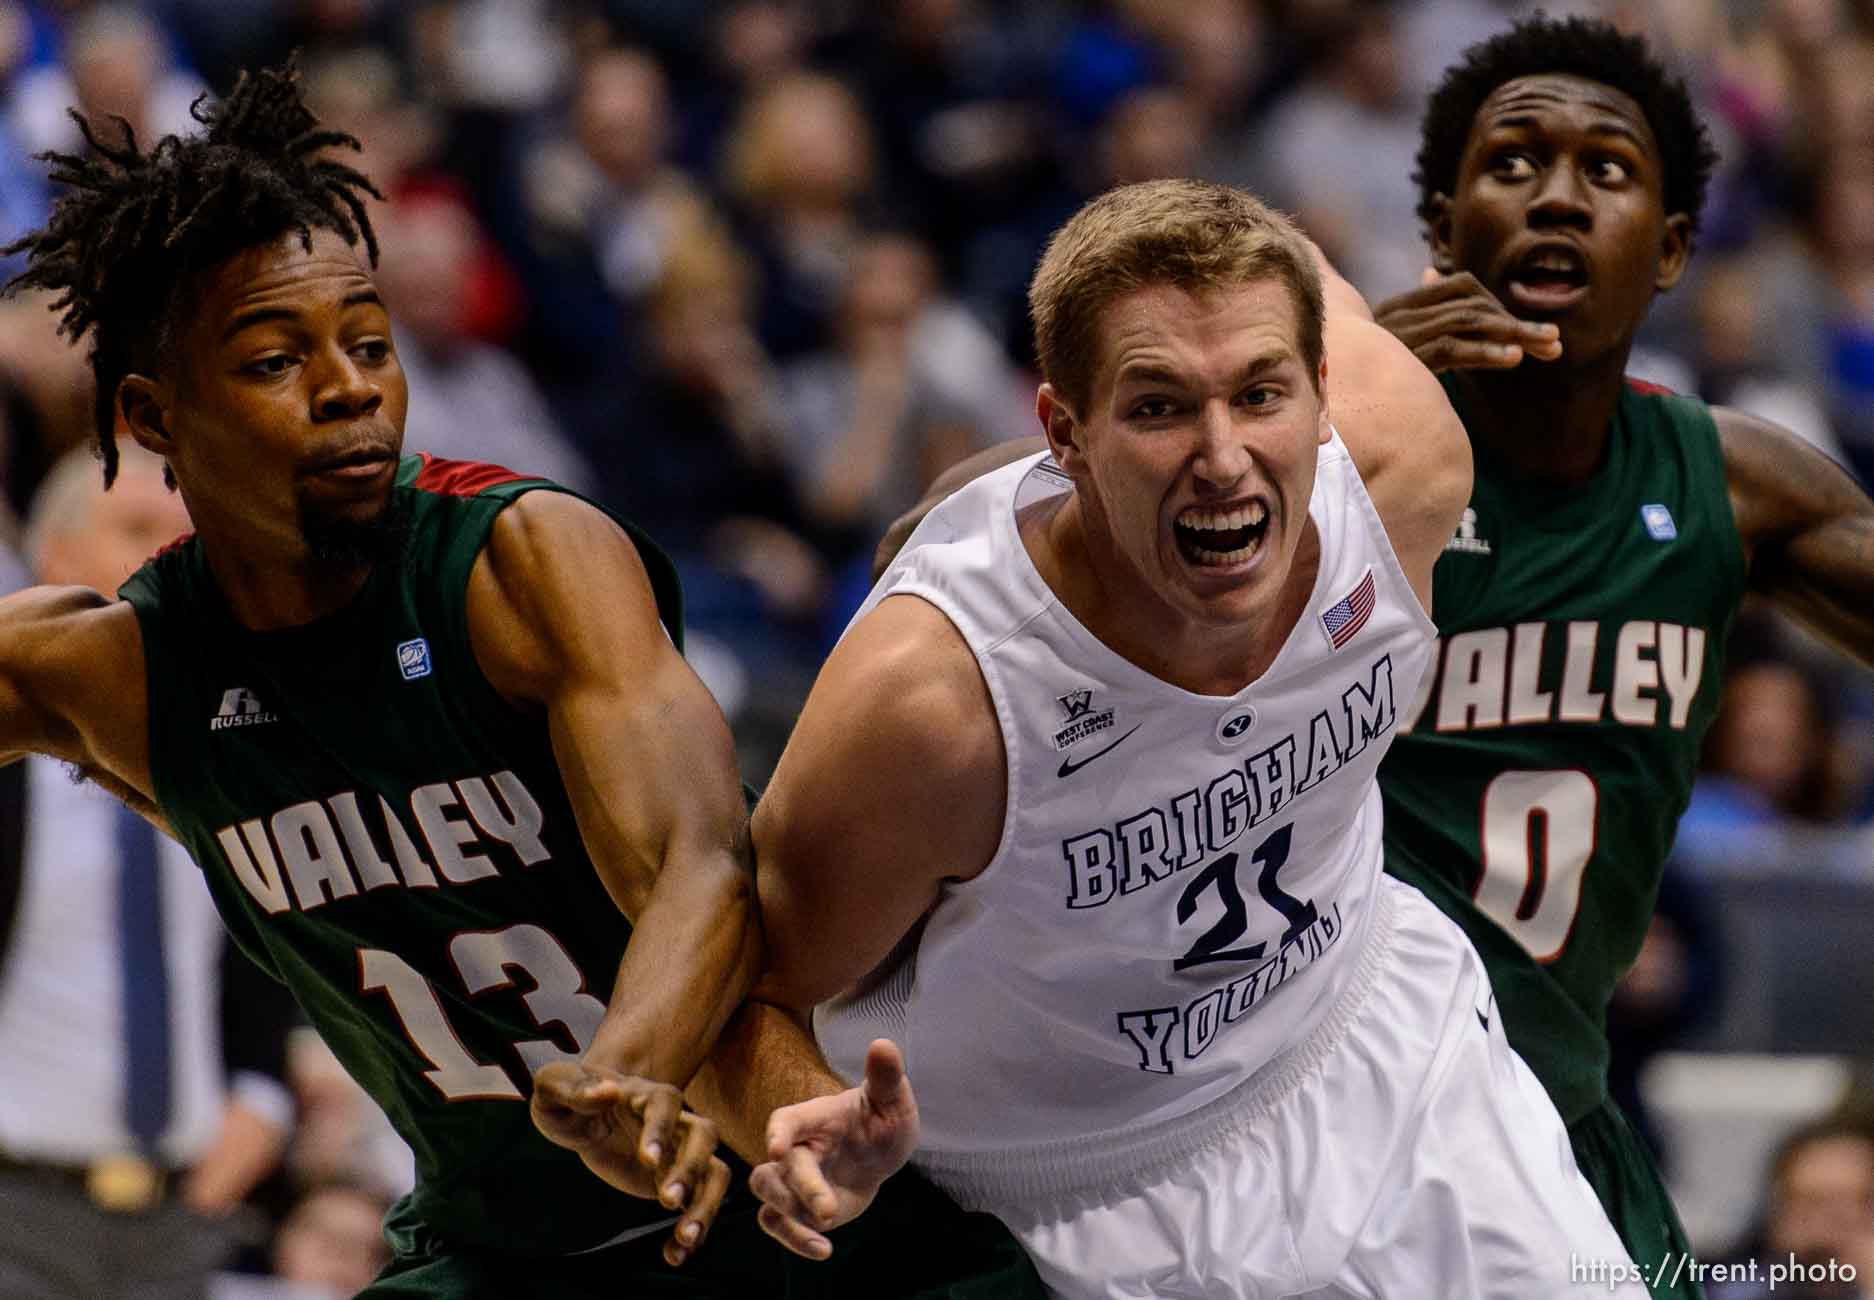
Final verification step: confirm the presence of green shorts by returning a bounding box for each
[359,1167,1045,1299]
[1570,1098,1706,1300]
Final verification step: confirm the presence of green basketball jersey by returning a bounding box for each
[1381,379,1746,1123]
[120,455,692,1256]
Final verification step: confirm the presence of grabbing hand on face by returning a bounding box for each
[1374,269,1563,372]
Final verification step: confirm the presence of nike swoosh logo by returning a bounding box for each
[1057,724,1143,778]
[1476,994,1495,1032]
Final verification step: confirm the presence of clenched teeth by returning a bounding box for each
[1177,503,1268,530]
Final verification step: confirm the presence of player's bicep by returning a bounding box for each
[752,596,1004,1010]
[468,493,745,917]
[1721,409,1874,665]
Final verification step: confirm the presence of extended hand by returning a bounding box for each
[750,1039,920,1260]
[530,1059,732,1266]
[1373,270,1563,372]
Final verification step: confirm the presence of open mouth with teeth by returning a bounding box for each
[1506,249,1589,312]
[1173,502,1269,566]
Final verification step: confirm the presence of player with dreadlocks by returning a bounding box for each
[0,63,1001,1298]
[0,55,766,1291]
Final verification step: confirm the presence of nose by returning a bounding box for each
[1191,399,1251,490]
[1527,160,1592,231]
[310,347,382,423]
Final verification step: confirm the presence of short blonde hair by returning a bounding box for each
[1028,179,1324,414]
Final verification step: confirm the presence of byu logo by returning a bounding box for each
[1058,688,1095,720]
[1216,709,1256,745]
[397,638,433,681]
[1640,503,1677,542]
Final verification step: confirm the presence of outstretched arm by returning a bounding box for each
[1720,408,1874,666]
[467,490,758,1261]
[693,594,1004,1253]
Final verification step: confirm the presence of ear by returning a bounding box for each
[1654,213,1693,293]
[1424,194,1458,275]
[1037,383,1086,474]
[1315,356,1332,445]
[118,374,176,458]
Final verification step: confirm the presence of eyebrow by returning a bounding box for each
[1484,113,1651,153]
[1113,350,1293,390]
[219,289,385,345]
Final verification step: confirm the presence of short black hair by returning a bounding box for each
[1414,15,1718,237]
[2,63,382,488]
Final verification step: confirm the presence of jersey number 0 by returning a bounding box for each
[1474,769,1598,962]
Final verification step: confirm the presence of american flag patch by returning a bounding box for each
[1320,569,1376,650]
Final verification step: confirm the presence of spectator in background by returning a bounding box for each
[10,3,204,158]
[1252,0,1427,301]
[373,195,593,492]
[783,230,1026,598]
[0,1,49,281]
[721,70,879,360]
[598,218,827,700]
[0,288,97,522]
[1690,255,1842,461]
[0,444,297,1300]
[1675,646,1861,865]
[265,1180,393,1299]
[511,44,713,385]
[673,0,813,179]
[298,46,525,349]
[1713,1117,1874,1299]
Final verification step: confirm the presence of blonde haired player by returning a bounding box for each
[735,180,1649,1298]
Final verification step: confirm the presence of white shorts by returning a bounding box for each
[916,878,1645,1300]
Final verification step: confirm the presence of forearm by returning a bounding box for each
[585,844,762,1086]
[685,998,845,1164]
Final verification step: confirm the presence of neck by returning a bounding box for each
[1450,340,1635,487]
[201,536,375,631]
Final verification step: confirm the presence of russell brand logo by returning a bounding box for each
[210,687,278,731]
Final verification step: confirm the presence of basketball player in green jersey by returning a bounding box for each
[1366,16,1874,1300]
[0,67,1042,1298]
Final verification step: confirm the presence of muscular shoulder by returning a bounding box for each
[757,594,1004,879]
[465,489,666,705]
[1326,315,1472,599]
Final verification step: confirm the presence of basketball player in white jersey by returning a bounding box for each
[731,180,1646,1298]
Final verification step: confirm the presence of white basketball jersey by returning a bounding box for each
[815,437,1435,1154]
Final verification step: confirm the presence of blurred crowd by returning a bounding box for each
[0,0,1871,1288]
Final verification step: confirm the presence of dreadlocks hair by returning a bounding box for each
[1414,15,1718,240]
[1,62,383,488]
